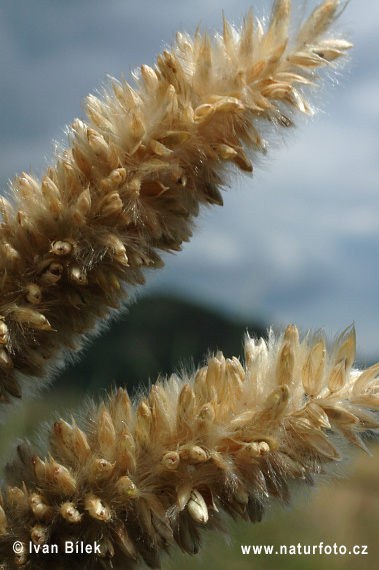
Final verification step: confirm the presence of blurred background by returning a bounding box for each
[1,0,379,568]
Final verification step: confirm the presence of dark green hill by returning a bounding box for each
[58,293,267,396]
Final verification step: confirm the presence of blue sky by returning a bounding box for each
[1,0,379,360]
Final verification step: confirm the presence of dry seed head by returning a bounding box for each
[100,234,127,260]
[352,363,379,396]
[52,418,91,462]
[1,324,379,568]
[53,419,73,446]
[135,399,152,449]
[48,457,76,495]
[284,323,299,346]
[276,342,295,385]
[245,441,271,458]
[31,456,47,482]
[118,430,136,472]
[50,240,74,257]
[162,451,180,470]
[263,384,290,418]
[0,0,352,406]
[328,361,346,393]
[334,327,356,370]
[114,476,138,498]
[29,494,54,523]
[97,404,116,453]
[39,262,63,285]
[87,129,109,160]
[71,420,91,460]
[321,404,358,426]
[7,487,27,510]
[41,180,63,219]
[60,502,83,523]
[41,175,60,198]
[88,458,115,483]
[76,188,92,215]
[72,144,92,178]
[111,387,132,425]
[11,307,52,331]
[24,283,43,305]
[187,490,209,524]
[30,523,49,546]
[185,445,209,464]
[303,339,326,397]
[199,402,216,423]
[84,494,111,522]
[177,384,196,420]
[69,266,87,285]
[17,175,35,198]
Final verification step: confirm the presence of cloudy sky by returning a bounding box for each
[1,0,379,360]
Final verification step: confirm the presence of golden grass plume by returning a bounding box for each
[0,324,378,569]
[0,0,352,405]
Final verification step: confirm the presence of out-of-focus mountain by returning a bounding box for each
[58,293,267,396]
